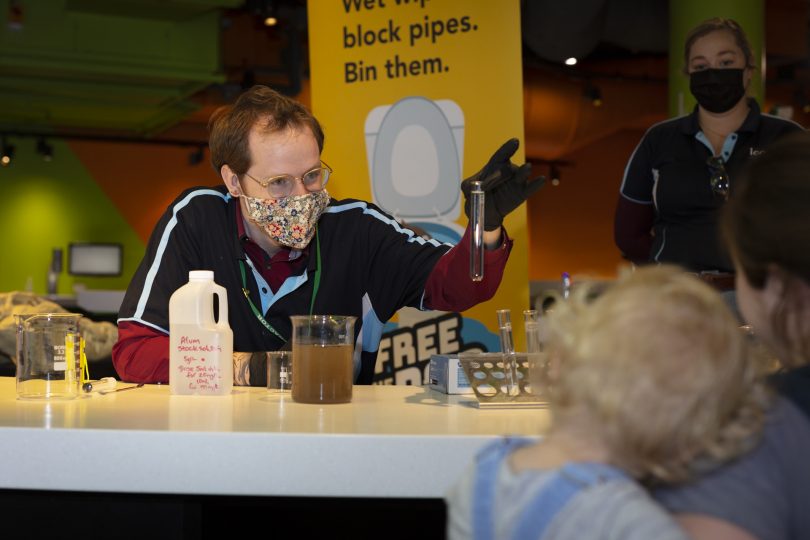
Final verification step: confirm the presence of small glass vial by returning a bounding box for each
[469,180,485,282]
[496,309,519,396]
[523,309,542,354]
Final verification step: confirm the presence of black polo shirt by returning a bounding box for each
[118,185,452,384]
[620,100,802,272]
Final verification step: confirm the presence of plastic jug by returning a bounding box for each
[169,270,233,395]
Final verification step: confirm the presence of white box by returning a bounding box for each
[428,354,473,395]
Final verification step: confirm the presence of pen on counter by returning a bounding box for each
[82,377,117,393]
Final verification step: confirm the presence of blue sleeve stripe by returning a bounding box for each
[360,293,384,353]
[132,189,229,321]
[325,201,451,248]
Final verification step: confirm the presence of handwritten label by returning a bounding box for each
[171,329,225,393]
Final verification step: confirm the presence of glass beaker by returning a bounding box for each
[15,313,83,400]
[290,315,356,404]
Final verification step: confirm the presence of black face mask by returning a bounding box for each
[689,68,746,113]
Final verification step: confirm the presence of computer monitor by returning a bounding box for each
[68,243,123,277]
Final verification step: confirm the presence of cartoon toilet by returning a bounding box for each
[364,96,466,244]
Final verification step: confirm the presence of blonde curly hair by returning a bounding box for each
[542,265,769,485]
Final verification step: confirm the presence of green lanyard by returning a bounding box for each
[238,226,322,343]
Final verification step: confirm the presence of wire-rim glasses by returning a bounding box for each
[706,156,730,201]
[243,161,332,199]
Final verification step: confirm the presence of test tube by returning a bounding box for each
[523,309,542,354]
[469,180,485,282]
[496,309,519,396]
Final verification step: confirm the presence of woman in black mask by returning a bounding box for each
[613,18,802,287]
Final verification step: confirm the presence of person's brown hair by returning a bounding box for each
[722,131,810,367]
[208,85,325,176]
[682,17,756,74]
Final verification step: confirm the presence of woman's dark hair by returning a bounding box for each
[208,85,325,176]
[722,131,810,366]
[723,132,810,288]
[683,17,756,74]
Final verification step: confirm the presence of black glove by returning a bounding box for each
[461,138,545,230]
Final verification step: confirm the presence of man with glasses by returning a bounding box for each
[114,85,543,385]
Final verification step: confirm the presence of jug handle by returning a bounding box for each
[213,284,229,329]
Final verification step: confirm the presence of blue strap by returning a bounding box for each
[471,438,535,540]
[470,438,629,540]
[512,462,628,540]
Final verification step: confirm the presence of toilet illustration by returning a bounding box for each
[364,96,466,244]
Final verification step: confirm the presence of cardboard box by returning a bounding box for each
[428,354,473,395]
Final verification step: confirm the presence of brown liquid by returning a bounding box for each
[292,343,353,404]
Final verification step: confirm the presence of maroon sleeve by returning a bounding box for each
[423,226,512,312]
[614,195,655,264]
[112,321,170,384]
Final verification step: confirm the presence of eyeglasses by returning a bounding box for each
[706,156,730,201]
[243,162,332,199]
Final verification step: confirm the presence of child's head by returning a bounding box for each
[543,265,767,484]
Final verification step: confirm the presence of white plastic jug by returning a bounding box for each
[169,270,233,395]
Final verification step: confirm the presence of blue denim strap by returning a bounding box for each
[471,437,534,540]
[511,462,629,540]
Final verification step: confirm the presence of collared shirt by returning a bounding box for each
[617,99,802,272]
[236,202,308,294]
[114,185,511,385]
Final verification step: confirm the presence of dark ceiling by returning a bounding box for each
[1,0,807,149]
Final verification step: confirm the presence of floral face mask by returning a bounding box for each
[242,190,330,249]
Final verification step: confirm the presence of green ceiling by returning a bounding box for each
[0,0,243,138]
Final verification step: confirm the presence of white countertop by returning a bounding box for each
[0,377,548,498]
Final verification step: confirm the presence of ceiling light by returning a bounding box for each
[583,83,603,107]
[188,146,205,166]
[1,138,14,166]
[565,57,577,66]
[36,138,54,162]
[550,165,561,186]
[248,0,278,26]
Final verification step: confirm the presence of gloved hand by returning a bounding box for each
[461,138,545,231]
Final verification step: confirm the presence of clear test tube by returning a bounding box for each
[496,309,519,396]
[469,180,485,282]
[496,309,514,354]
[523,309,542,354]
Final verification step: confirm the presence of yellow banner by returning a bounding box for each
[309,0,528,384]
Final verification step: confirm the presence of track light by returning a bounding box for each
[1,137,14,167]
[550,165,561,186]
[583,83,603,107]
[247,0,278,26]
[36,138,54,162]
[188,146,205,166]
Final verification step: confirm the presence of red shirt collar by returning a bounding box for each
[235,200,309,293]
